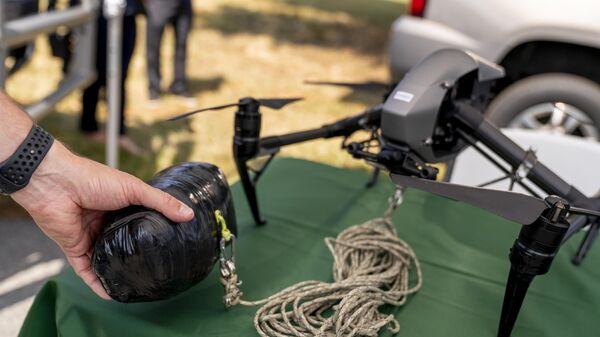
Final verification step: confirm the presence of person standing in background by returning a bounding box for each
[80,0,143,155]
[48,0,78,74]
[145,0,193,100]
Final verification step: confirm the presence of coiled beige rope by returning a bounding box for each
[220,193,422,337]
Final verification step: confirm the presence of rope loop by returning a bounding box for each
[219,189,422,336]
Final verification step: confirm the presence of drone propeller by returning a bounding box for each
[391,174,549,225]
[167,97,303,121]
[305,80,390,92]
[256,98,303,109]
[392,175,600,226]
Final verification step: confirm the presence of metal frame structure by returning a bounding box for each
[0,0,99,119]
[0,0,125,168]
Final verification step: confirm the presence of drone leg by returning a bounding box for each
[497,269,534,337]
[496,197,570,337]
[236,160,266,226]
[572,223,600,265]
[366,167,381,188]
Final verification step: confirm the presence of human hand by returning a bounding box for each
[10,142,194,299]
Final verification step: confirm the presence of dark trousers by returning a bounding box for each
[81,14,137,135]
[48,0,79,74]
[145,0,192,96]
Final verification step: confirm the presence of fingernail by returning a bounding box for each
[179,203,194,218]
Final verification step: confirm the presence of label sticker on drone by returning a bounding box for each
[393,91,414,103]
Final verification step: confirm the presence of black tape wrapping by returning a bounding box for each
[92,162,237,303]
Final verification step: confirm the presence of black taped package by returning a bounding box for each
[91,162,237,303]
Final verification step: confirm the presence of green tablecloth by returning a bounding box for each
[19,158,600,337]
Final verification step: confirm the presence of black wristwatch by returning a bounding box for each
[0,125,54,195]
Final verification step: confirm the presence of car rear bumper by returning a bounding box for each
[389,16,482,81]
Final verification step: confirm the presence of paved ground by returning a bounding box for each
[0,218,65,337]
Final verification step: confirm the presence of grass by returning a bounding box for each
[1,0,406,216]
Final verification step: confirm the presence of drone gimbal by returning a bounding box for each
[169,49,600,337]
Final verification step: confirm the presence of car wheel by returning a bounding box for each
[486,73,600,140]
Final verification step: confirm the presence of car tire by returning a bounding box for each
[485,73,600,139]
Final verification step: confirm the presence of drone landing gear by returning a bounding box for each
[390,175,581,337]
[498,196,570,337]
[234,142,279,226]
[235,159,267,226]
[498,271,534,337]
[366,167,380,188]
[572,223,600,265]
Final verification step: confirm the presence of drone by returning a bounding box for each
[169,49,600,337]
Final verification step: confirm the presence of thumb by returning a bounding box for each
[128,179,194,222]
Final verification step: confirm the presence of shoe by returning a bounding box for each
[147,92,161,108]
[82,130,105,143]
[149,91,161,101]
[169,85,194,98]
[119,135,146,156]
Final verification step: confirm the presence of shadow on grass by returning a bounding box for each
[38,110,196,181]
[187,76,225,96]
[200,6,388,56]
[340,90,386,106]
[279,0,406,28]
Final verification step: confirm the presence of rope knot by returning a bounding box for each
[220,272,243,308]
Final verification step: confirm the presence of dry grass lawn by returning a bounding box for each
[2,0,406,215]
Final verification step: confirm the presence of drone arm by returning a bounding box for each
[235,117,363,226]
[453,101,600,263]
[260,127,334,150]
[260,106,382,150]
[233,105,381,226]
[454,102,590,204]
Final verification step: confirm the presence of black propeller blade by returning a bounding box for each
[257,98,303,109]
[167,103,240,121]
[305,80,390,92]
[390,174,548,225]
[167,97,303,121]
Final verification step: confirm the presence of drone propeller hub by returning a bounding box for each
[543,195,570,223]
[238,97,260,112]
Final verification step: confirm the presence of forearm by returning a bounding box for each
[0,91,34,161]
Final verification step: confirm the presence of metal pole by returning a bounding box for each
[3,6,98,48]
[0,1,7,89]
[104,0,126,168]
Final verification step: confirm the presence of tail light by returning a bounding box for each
[409,0,427,17]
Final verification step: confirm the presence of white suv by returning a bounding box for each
[389,0,600,140]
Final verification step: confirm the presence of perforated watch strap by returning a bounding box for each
[0,125,54,195]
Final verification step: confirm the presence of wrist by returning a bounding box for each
[0,124,56,195]
[0,119,33,162]
[11,141,78,211]
[31,141,75,180]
